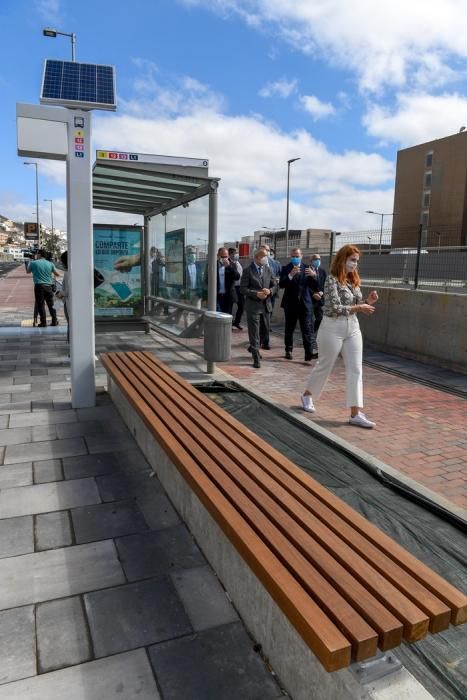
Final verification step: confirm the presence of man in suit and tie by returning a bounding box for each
[216,247,240,314]
[240,248,277,368]
[309,253,327,333]
[279,247,319,362]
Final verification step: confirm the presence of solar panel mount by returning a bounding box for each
[40,59,116,111]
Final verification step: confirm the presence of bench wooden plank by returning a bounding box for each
[129,352,451,635]
[132,351,467,626]
[101,353,353,671]
[124,353,429,646]
[109,352,381,660]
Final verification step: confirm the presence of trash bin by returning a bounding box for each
[203,311,232,362]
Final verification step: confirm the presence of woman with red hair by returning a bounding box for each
[301,244,378,428]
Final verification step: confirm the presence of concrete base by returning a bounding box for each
[107,377,434,700]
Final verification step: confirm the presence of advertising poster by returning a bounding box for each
[93,225,143,316]
[164,228,185,297]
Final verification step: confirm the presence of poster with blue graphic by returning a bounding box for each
[93,225,143,316]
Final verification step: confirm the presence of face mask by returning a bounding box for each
[346,259,358,272]
[259,256,268,266]
[187,254,195,264]
[269,252,274,259]
[311,259,321,269]
[232,254,239,261]
[290,256,301,266]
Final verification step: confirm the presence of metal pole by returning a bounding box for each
[50,200,54,254]
[143,216,150,312]
[329,231,335,262]
[414,224,423,289]
[378,214,384,254]
[71,33,76,61]
[207,185,218,374]
[285,161,291,257]
[35,165,40,246]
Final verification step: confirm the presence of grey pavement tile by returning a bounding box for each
[171,566,239,631]
[71,500,148,544]
[32,424,58,442]
[53,400,73,411]
[0,378,13,386]
[31,400,54,411]
[0,445,3,464]
[0,606,35,685]
[33,458,63,484]
[0,463,33,489]
[0,649,161,700]
[56,419,128,440]
[0,401,30,416]
[0,383,31,396]
[0,478,100,519]
[135,492,181,531]
[85,577,192,658]
[85,433,136,454]
[0,540,125,610]
[95,472,132,502]
[30,369,48,376]
[37,596,91,673]
[0,416,7,429]
[35,511,73,551]
[63,452,120,480]
[4,437,87,465]
[0,516,34,559]
[0,427,32,447]
[76,405,120,422]
[148,622,281,700]
[116,525,205,582]
[9,409,77,428]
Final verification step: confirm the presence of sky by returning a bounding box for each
[1,0,467,239]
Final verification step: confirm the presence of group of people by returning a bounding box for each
[219,243,378,429]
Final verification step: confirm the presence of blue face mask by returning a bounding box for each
[290,256,301,266]
[311,259,321,269]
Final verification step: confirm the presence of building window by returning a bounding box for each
[425,152,433,168]
[423,191,430,207]
[424,171,432,187]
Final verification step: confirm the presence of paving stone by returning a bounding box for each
[85,433,136,454]
[116,525,205,582]
[37,596,91,672]
[171,566,239,631]
[135,491,181,530]
[0,462,33,489]
[95,472,132,502]
[76,405,120,422]
[0,649,160,699]
[4,437,87,465]
[148,622,281,700]
[32,424,58,442]
[9,410,77,428]
[0,416,8,429]
[0,540,125,610]
[56,419,127,440]
[72,500,148,544]
[0,478,100,518]
[33,458,63,484]
[85,577,192,657]
[31,400,55,411]
[0,516,34,558]
[35,511,73,551]
[63,452,120,480]
[0,606,35,685]
[0,401,30,416]
[0,426,32,447]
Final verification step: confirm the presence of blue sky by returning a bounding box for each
[1,0,467,238]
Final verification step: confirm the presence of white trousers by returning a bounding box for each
[305,315,363,408]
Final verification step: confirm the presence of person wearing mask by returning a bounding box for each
[240,248,276,368]
[185,246,204,306]
[26,248,60,327]
[229,247,244,329]
[300,244,378,428]
[216,247,240,314]
[279,247,318,362]
[258,243,281,348]
[309,253,327,333]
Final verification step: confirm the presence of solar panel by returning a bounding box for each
[40,59,116,111]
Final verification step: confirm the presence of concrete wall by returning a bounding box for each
[359,287,467,372]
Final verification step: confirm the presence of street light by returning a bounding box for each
[367,235,372,252]
[365,210,396,254]
[285,158,301,256]
[44,199,54,255]
[43,27,76,61]
[24,162,39,245]
[436,231,441,254]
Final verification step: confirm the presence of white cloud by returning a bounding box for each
[300,94,335,121]
[36,0,62,24]
[178,0,467,92]
[259,78,298,98]
[364,92,467,147]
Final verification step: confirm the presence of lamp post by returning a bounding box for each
[43,27,76,61]
[365,210,396,254]
[285,158,300,256]
[367,235,372,252]
[436,231,441,254]
[44,199,54,255]
[24,162,39,245]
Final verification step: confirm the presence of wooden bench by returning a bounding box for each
[101,350,467,674]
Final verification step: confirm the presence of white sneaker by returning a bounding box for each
[301,394,315,412]
[349,412,376,429]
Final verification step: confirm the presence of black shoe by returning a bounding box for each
[311,352,318,359]
[252,353,261,369]
[37,323,47,328]
[247,346,262,359]
[285,351,293,360]
[50,321,59,326]
[232,323,243,330]
[261,344,271,350]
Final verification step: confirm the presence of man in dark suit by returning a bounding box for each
[309,253,327,333]
[240,248,276,368]
[279,247,318,362]
[216,247,240,314]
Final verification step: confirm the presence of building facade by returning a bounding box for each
[392,131,467,248]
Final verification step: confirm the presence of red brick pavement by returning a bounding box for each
[0,264,64,322]
[221,326,467,512]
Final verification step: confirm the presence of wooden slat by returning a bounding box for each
[133,351,467,626]
[101,353,352,671]
[124,353,428,645]
[130,351,451,634]
[110,352,380,660]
